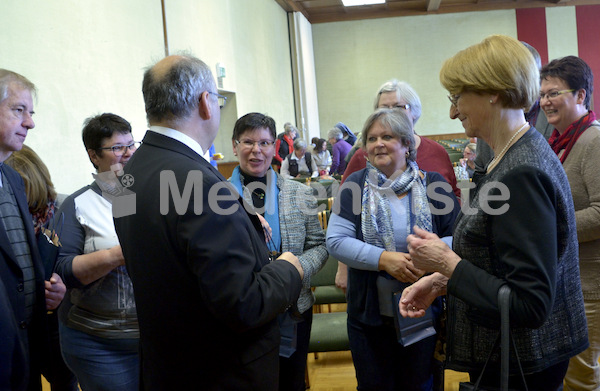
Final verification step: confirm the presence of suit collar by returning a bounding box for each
[141,131,226,181]
[148,126,205,158]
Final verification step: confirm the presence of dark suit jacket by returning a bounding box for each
[0,165,46,391]
[114,131,302,391]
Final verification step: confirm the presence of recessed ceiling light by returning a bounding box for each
[342,0,385,6]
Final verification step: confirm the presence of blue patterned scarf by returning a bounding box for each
[361,161,432,251]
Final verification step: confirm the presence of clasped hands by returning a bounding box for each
[398,226,461,318]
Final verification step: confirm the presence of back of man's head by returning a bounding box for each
[0,69,36,103]
[142,55,215,125]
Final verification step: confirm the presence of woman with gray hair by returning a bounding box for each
[328,126,352,175]
[326,108,459,390]
[280,138,318,179]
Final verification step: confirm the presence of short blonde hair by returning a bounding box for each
[5,145,57,214]
[440,35,539,110]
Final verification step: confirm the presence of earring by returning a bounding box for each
[489,99,493,103]
[405,151,409,158]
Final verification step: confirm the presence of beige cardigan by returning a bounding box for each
[561,123,600,300]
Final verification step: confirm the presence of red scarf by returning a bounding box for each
[548,111,596,163]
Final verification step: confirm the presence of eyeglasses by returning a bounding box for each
[98,141,141,156]
[379,104,411,110]
[235,139,275,151]
[448,94,460,106]
[208,91,228,109]
[539,89,574,101]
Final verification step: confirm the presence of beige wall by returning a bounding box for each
[0,0,295,194]
[312,7,579,139]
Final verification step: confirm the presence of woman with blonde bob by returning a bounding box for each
[399,35,588,390]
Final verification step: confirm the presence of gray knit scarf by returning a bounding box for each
[361,161,432,251]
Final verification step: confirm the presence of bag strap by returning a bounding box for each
[472,285,528,391]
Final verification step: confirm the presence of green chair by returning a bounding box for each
[311,255,346,313]
[308,312,349,353]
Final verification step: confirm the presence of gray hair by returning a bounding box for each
[0,69,36,103]
[362,108,416,162]
[373,79,422,125]
[142,54,216,124]
[293,138,307,150]
[327,127,343,141]
[285,123,299,136]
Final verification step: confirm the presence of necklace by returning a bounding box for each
[252,189,265,200]
[487,122,528,170]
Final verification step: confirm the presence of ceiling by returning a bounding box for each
[275,0,600,23]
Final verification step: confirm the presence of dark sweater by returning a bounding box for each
[447,128,588,374]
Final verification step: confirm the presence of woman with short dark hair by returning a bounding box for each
[55,113,140,391]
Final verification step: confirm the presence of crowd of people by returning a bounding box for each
[0,33,598,391]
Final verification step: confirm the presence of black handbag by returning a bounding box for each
[37,212,64,280]
[458,285,528,391]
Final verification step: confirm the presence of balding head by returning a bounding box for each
[142,54,216,125]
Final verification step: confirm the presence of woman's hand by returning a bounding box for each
[407,227,461,278]
[335,262,348,293]
[45,273,66,310]
[378,251,425,283]
[399,273,447,318]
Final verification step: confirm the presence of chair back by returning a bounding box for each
[311,255,338,287]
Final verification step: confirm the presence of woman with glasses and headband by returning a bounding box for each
[399,35,588,391]
[55,113,140,391]
[540,56,600,391]
[229,112,327,391]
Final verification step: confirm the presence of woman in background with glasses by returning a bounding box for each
[541,56,600,391]
[229,112,328,391]
[55,113,140,391]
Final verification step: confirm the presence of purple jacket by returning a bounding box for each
[331,139,352,175]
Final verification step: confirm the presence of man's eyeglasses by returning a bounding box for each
[235,139,275,151]
[208,91,228,109]
[539,89,574,101]
[98,141,141,156]
[448,94,460,106]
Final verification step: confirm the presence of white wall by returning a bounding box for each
[0,1,583,194]
[0,0,165,194]
[1,0,295,194]
[289,12,321,143]
[312,10,518,138]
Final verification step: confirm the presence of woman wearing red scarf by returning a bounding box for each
[541,56,600,391]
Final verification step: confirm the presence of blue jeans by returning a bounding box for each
[59,324,139,391]
[347,315,435,391]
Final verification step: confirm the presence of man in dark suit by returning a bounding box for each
[0,69,66,391]
[113,55,304,390]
